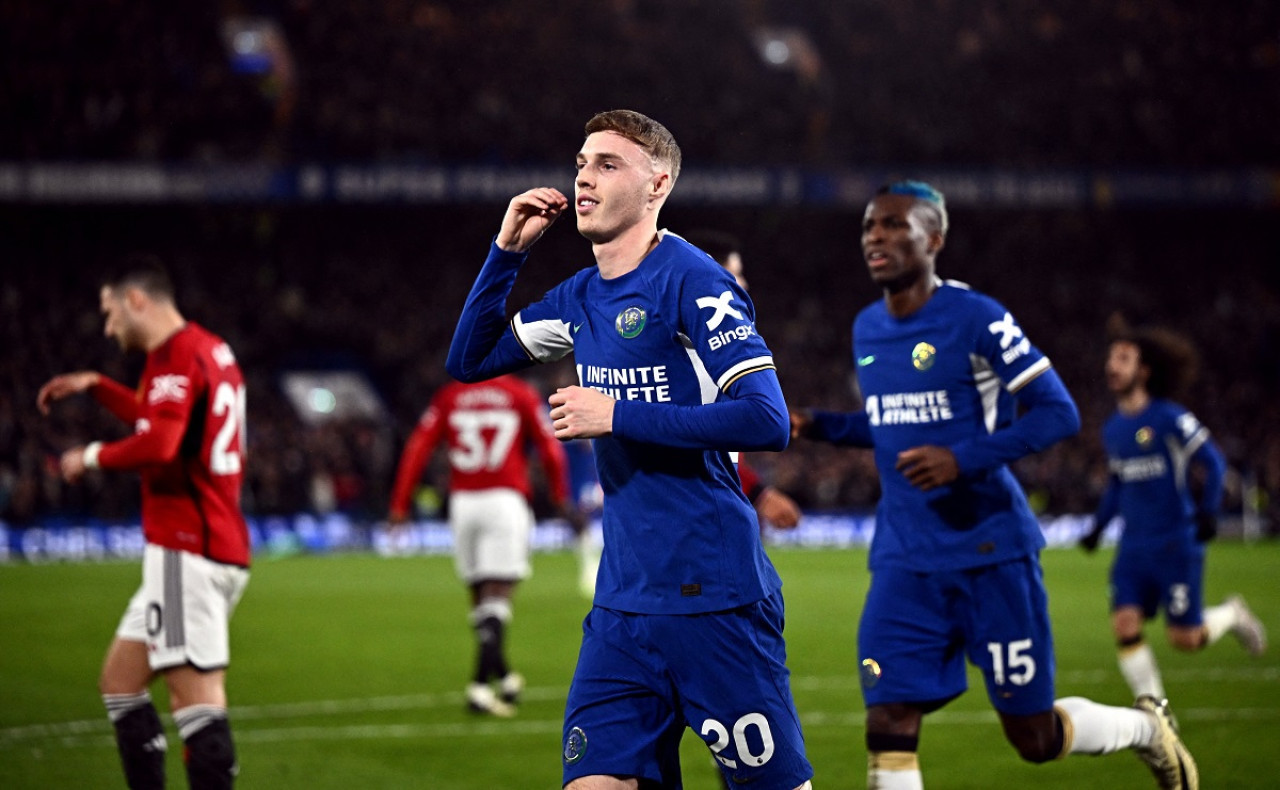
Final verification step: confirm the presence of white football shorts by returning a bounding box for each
[448,488,533,583]
[116,544,250,672]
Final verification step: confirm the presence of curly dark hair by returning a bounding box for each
[1107,313,1199,400]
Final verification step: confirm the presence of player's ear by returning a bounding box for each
[648,171,671,204]
[927,231,945,255]
[124,286,149,311]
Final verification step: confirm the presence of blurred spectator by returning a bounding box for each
[1,0,1278,534]
[2,0,1277,166]
[2,203,1277,536]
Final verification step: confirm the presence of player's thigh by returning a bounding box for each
[449,490,532,582]
[135,544,249,674]
[164,666,228,710]
[859,566,968,709]
[1111,606,1146,641]
[663,593,813,789]
[964,556,1056,716]
[1158,550,1206,628]
[1109,551,1161,620]
[100,636,154,695]
[562,607,684,788]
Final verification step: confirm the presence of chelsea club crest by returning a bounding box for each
[564,726,588,765]
[616,306,647,338]
[911,341,937,371]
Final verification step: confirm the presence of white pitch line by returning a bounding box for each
[10,706,1280,751]
[3,667,1276,747]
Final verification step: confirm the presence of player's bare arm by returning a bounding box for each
[36,370,101,415]
[895,445,960,491]
[549,386,614,440]
[496,187,569,253]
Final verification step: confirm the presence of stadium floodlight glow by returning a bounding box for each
[763,38,791,65]
[307,387,337,414]
[752,27,819,72]
[281,370,387,425]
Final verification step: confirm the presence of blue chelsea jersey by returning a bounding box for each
[1101,399,1210,551]
[513,231,783,614]
[855,281,1051,572]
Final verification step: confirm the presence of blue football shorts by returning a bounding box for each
[1110,545,1206,627]
[562,590,813,789]
[858,555,1057,716]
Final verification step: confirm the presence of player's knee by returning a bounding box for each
[1007,725,1062,764]
[1013,738,1059,764]
[1167,626,1206,652]
[1002,711,1063,764]
[866,704,922,737]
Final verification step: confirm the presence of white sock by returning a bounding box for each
[1056,696,1157,755]
[1203,602,1235,644]
[1118,641,1166,699]
[868,751,923,789]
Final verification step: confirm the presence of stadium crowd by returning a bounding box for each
[3,203,1278,533]
[4,0,1277,167]
[2,0,1278,534]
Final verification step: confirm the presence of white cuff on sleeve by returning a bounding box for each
[83,441,103,469]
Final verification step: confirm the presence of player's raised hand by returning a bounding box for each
[549,386,614,440]
[496,188,569,253]
[895,445,960,491]
[36,371,101,415]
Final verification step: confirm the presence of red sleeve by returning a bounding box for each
[521,387,570,506]
[737,457,765,503]
[389,405,444,518]
[97,410,186,469]
[91,377,140,424]
[97,344,201,470]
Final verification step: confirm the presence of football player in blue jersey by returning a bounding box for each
[791,181,1198,790]
[1078,323,1266,702]
[446,110,814,790]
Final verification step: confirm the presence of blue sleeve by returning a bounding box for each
[949,366,1080,474]
[611,368,789,451]
[1193,437,1227,515]
[808,409,874,447]
[1093,474,1121,527]
[445,241,538,382]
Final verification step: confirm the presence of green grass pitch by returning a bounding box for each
[1,543,1277,788]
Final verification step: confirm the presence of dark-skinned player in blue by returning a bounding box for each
[791,181,1197,790]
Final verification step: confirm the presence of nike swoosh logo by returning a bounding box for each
[857,355,876,366]
[573,323,584,334]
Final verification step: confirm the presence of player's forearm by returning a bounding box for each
[612,371,789,451]
[446,242,533,382]
[950,398,1079,473]
[1193,440,1227,514]
[389,430,433,515]
[91,376,140,423]
[536,436,572,504]
[94,415,185,470]
[808,410,874,447]
[1092,480,1120,528]
[950,370,1080,473]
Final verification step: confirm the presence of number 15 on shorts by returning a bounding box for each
[987,639,1037,687]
